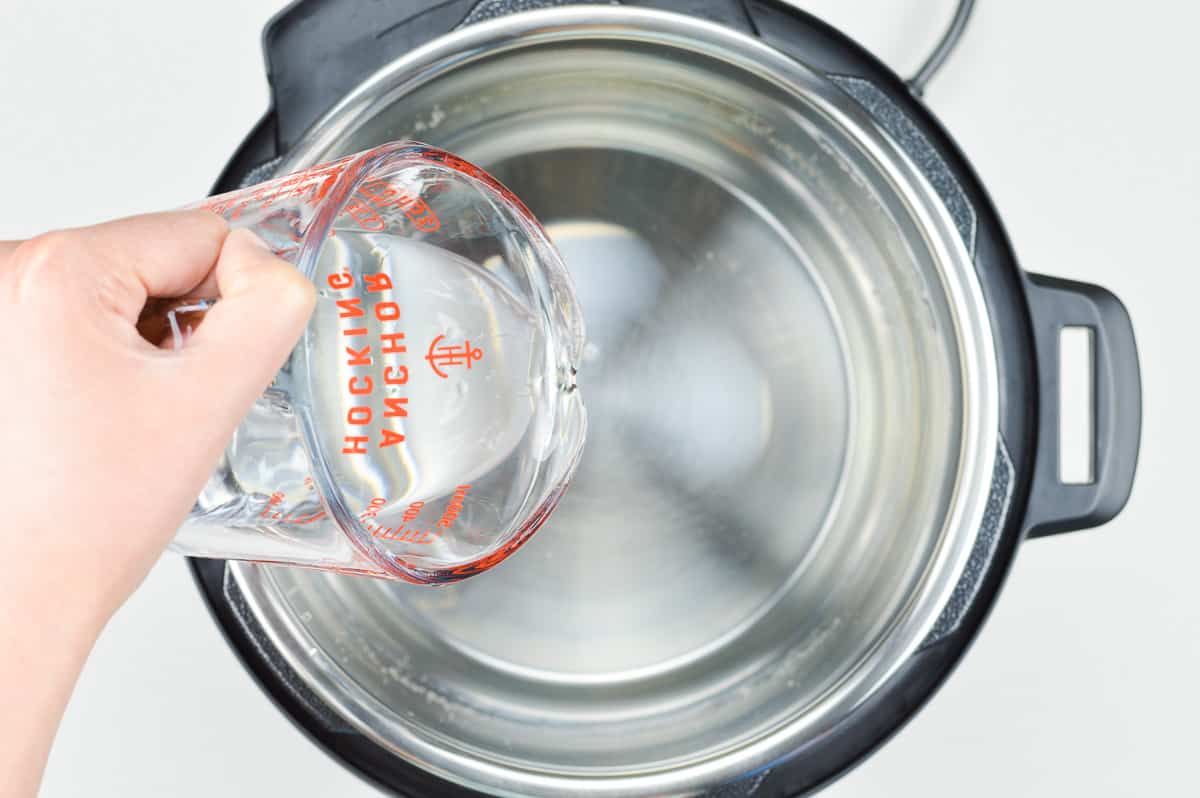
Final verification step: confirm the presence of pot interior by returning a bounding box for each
[232,13,992,793]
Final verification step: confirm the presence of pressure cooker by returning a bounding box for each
[191,1,1142,795]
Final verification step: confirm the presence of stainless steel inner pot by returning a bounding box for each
[230,8,998,795]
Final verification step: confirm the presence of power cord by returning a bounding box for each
[907,0,977,96]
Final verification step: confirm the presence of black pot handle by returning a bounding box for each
[1022,274,1141,538]
[263,0,480,152]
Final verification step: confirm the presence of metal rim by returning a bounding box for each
[232,7,1000,795]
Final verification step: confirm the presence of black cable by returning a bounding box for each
[908,0,977,96]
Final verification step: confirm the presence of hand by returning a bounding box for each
[0,211,315,797]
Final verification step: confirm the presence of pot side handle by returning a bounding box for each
[1022,274,1141,537]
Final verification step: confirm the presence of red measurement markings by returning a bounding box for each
[402,501,424,522]
[421,149,537,224]
[327,269,412,456]
[205,158,353,220]
[440,479,569,582]
[340,197,385,231]
[425,335,482,378]
[367,521,436,545]
[258,491,328,525]
[259,491,285,517]
[360,496,386,520]
[437,485,471,529]
[353,179,441,231]
[365,500,438,544]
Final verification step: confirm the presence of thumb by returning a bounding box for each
[178,229,316,430]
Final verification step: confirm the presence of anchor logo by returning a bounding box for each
[425,335,483,379]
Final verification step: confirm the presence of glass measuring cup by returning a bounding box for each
[165,142,586,583]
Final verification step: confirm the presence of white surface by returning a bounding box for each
[2,1,1196,796]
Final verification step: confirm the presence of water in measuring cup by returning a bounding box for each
[302,228,549,558]
[192,226,559,572]
[186,226,556,568]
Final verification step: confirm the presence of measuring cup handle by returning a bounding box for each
[139,298,218,350]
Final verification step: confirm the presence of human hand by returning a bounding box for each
[0,211,315,797]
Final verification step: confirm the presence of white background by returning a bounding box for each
[2,1,1197,796]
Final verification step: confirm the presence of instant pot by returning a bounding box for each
[191,2,1142,795]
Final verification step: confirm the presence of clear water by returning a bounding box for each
[190,232,557,572]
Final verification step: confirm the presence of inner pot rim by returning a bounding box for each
[231,7,1000,795]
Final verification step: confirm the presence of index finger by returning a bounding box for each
[77,209,230,318]
[0,240,21,265]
